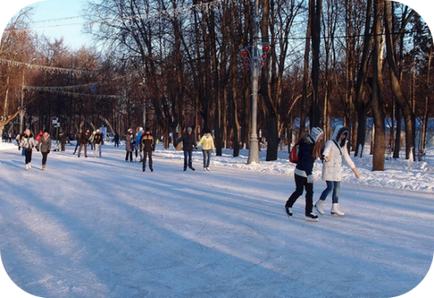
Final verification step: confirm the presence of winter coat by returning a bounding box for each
[80,130,91,144]
[141,134,154,152]
[21,134,36,150]
[126,133,134,152]
[321,126,356,181]
[177,133,196,151]
[39,135,52,153]
[294,134,316,177]
[197,135,215,151]
[94,132,103,145]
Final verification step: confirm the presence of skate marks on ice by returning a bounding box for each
[0,145,433,297]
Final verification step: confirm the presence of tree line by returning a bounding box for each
[1,0,433,170]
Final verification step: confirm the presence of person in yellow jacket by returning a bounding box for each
[196,130,215,171]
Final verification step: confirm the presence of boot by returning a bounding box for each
[305,212,319,222]
[314,200,324,215]
[26,164,29,170]
[331,203,345,217]
[42,164,46,171]
[284,206,293,218]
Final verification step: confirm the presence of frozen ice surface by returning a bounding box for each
[0,142,433,297]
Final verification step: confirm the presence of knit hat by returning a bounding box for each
[187,127,192,132]
[310,127,324,143]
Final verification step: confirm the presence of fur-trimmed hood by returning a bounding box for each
[332,125,350,147]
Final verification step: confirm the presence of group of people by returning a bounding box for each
[72,128,104,158]
[15,124,359,219]
[18,129,52,170]
[284,125,360,222]
[124,126,216,173]
[174,128,216,171]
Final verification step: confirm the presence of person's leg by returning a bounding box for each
[305,181,314,216]
[142,151,147,171]
[148,151,153,171]
[205,151,211,168]
[285,174,305,208]
[319,181,333,201]
[332,181,341,204]
[188,150,194,170]
[183,150,188,170]
[202,151,206,168]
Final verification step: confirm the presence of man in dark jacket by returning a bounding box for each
[176,127,196,171]
[141,127,154,172]
[78,128,91,158]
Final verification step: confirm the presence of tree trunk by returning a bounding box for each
[384,2,416,160]
[371,0,386,171]
[354,0,373,158]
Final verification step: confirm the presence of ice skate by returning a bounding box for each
[314,199,324,215]
[331,203,345,217]
[285,206,293,218]
[305,212,319,222]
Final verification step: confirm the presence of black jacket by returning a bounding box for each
[295,135,316,176]
[141,134,154,152]
[177,133,196,151]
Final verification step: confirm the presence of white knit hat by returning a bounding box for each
[310,127,324,143]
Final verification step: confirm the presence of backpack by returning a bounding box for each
[289,142,300,163]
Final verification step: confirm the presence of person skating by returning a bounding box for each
[125,128,134,162]
[175,127,197,171]
[136,127,144,162]
[73,130,81,155]
[141,127,154,172]
[196,130,215,171]
[93,129,103,157]
[20,129,36,170]
[38,130,51,170]
[314,125,360,217]
[284,127,324,222]
[78,128,91,158]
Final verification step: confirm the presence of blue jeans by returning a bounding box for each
[202,150,211,168]
[184,150,193,169]
[319,181,341,204]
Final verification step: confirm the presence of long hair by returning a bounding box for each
[312,139,323,159]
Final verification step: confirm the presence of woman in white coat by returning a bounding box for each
[315,126,360,216]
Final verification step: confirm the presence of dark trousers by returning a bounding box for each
[42,152,48,165]
[125,151,133,161]
[78,143,87,157]
[25,149,32,164]
[184,150,193,169]
[143,151,153,170]
[285,173,314,216]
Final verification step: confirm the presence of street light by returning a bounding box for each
[240,0,270,164]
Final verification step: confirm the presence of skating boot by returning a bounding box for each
[305,212,319,222]
[285,206,293,218]
[331,203,345,217]
[314,199,324,215]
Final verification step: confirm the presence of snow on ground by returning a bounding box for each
[0,141,433,298]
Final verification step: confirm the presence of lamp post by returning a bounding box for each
[240,0,270,164]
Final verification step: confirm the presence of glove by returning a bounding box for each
[352,168,360,179]
[307,175,313,184]
[47,150,50,154]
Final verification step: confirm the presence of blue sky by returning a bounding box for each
[2,0,92,50]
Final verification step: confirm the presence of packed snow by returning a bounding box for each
[0,140,433,298]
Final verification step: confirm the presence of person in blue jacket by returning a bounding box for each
[284,127,324,222]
